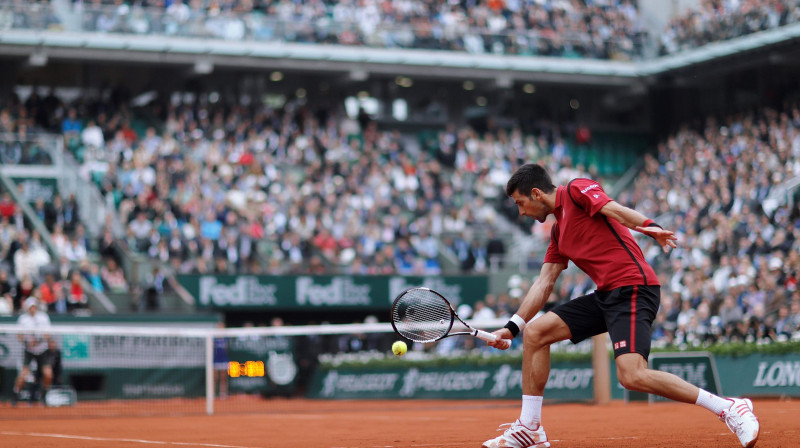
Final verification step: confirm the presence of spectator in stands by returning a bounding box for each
[39,271,67,314]
[0,192,15,221]
[13,239,42,281]
[789,299,800,336]
[0,215,17,261]
[485,229,506,270]
[0,268,14,309]
[61,107,82,137]
[472,298,497,322]
[66,269,88,313]
[141,266,165,311]
[50,223,68,257]
[81,120,104,158]
[100,258,128,294]
[64,235,88,263]
[14,273,34,312]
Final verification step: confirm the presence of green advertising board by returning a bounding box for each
[307,361,595,401]
[177,274,488,310]
[715,353,800,397]
[0,366,206,401]
[10,176,58,203]
[646,352,721,403]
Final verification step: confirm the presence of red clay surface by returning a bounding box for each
[1,398,797,447]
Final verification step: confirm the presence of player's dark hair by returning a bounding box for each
[506,163,556,197]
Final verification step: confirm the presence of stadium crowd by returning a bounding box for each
[76,95,515,278]
[659,0,800,55]
[66,0,648,60]
[6,80,800,350]
[1,0,799,349]
[2,0,796,61]
[0,191,101,316]
[0,95,134,316]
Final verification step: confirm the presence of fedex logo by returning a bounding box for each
[580,184,599,194]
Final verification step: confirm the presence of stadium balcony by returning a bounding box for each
[0,1,797,71]
[1,1,648,61]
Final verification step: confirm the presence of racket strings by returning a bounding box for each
[392,289,453,343]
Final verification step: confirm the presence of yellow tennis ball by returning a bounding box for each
[392,340,407,356]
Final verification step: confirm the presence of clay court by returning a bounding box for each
[1,398,797,447]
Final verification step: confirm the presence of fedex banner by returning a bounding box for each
[177,274,488,310]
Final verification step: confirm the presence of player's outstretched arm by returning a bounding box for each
[489,262,565,349]
[599,201,677,252]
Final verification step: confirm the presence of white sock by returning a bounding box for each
[695,389,733,415]
[519,395,543,428]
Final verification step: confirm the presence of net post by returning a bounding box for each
[205,334,214,415]
[592,333,611,405]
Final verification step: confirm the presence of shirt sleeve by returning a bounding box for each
[567,178,613,217]
[543,223,569,265]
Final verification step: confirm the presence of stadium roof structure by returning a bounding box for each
[1,22,799,86]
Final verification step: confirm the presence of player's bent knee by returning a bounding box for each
[522,325,547,349]
[523,312,572,349]
[617,368,647,392]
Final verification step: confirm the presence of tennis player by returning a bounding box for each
[483,164,759,448]
[12,297,53,406]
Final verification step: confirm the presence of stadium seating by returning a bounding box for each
[7,1,798,60]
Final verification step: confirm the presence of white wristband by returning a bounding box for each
[510,314,527,333]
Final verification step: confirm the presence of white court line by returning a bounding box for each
[0,431,262,448]
[328,436,647,448]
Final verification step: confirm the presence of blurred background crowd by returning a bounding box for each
[3,0,799,60]
[0,0,799,356]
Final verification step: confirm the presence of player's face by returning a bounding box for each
[511,189,549,223]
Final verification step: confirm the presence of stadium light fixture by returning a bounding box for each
[496,75,512,89]
[193,59,213,75]
[29,52,48,67]
[392,99,408,121]
[463,80,475,91]
[394,76,413,88]
[270,71,283,82]
[523,83,536,94]
[349,69,368,81]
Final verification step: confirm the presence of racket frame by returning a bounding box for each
[390,287,499,343]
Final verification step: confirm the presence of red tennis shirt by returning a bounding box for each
[543,178,659,291]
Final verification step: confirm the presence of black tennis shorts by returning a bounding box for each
[23,350,54,370]
[551,285,660,359]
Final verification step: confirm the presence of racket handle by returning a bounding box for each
[474,329,511,350]
[473,329,498,342]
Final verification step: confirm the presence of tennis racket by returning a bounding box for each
[390,287,510,349]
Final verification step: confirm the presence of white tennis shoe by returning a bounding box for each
[482,420,550,448]
[719,398,760,448]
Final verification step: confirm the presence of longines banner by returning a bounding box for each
[177,275,489,310]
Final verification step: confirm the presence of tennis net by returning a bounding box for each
[0,318,596,419]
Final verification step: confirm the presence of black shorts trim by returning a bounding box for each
[551,285,660,359]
